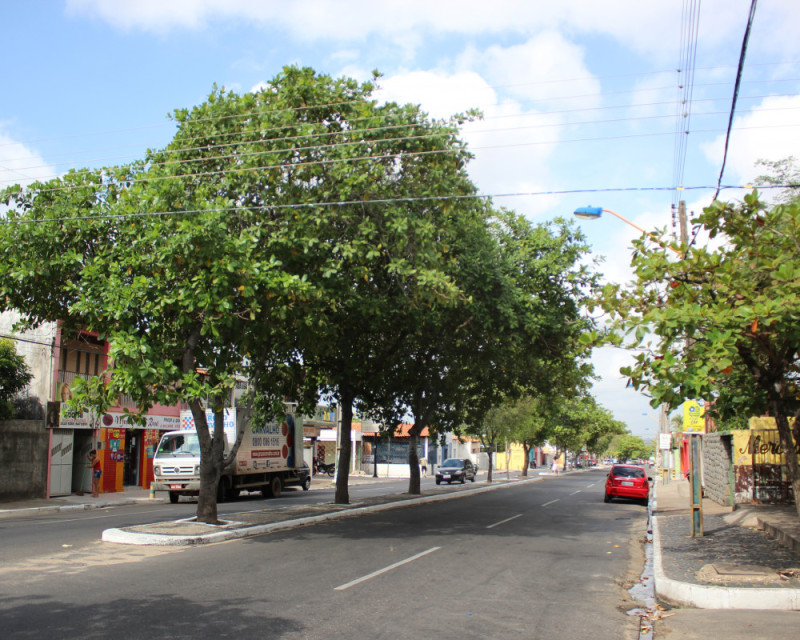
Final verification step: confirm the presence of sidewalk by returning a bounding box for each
[0,486,167,518]
[653,478,800,610]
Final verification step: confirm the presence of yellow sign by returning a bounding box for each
[683,400,705,432]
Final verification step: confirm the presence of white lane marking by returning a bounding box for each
[334,547,441,591]
[587,483,596,488]
[541,499,559,507]
[570,490,581,496]
[486,513,523,529]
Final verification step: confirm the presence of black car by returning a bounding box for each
[435,458,476,484]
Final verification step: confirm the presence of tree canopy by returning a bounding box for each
[591,190,800,517]
[0,338,32,420]
[0,66,534,513]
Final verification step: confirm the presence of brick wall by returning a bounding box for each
[701,432,734,507]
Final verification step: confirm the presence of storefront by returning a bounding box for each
[47,406,180,496]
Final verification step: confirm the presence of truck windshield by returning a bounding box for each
[156,434,201,457]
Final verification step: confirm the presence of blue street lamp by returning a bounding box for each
[573,206,681,254]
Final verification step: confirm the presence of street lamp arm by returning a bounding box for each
[602,208,648,235]
[572,206,682,255]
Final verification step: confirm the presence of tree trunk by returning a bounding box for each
[521,443,530,477]
[486,444,494,483]
[407,420,423,495]
[769,394,800,519]
[335,391,354,505]
[193,399,220,525]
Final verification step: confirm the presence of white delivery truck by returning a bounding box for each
[152,408,310,503]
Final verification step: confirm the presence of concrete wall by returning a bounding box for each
[701,432,734,507]
[0,419,48,501]
[0,311,57,405]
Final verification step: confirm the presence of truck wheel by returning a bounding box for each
[169,492,179,504]
[263,475,282,498]
[302,476,311,491]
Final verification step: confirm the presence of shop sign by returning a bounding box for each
[683,400,705,432]
[100,413,181,430]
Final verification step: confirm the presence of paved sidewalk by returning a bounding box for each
[653,478,800,610]
[0,486,167,518]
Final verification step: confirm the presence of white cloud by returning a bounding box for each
[458,31,601,108]
[701,94,800,185]
[0,131,57,189]
[56,0,735,60]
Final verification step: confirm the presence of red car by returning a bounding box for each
[604,464,651,504]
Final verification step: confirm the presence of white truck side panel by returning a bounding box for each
[177,408,303,476]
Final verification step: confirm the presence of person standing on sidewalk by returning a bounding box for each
[87,449,102,497]
[551,459,559,475]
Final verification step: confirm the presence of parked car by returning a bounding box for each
[435,458,476,484]
[604,464,652,505]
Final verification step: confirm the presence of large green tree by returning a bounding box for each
[408,212,596,491]
[606,434,652,463]
[0,67,481,518]
[593,191,800,516]
[0,338,32,420]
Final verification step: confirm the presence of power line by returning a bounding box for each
[7,118,800,201]
[672,0,702,208]
[8,98,800,180]
[3,57,797,153]
[3,183,792,226]
[713,0,759,202]
[5,87,798,193]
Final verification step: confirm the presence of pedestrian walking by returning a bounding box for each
[551,459,559,475]
[87,449,102,497]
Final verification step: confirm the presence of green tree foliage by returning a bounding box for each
[593,191,800,516]
[0,338,32,420]
[754,156,800,205]
[382,210,596,493]
[606,434,651,463]
[0,67,495,513]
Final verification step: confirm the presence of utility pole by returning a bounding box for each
[678,200,688,246]
[679,199,704,536]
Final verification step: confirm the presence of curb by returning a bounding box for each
[651,486,800,611]
[652,516,800,610]
[0,497,167,519]
[757,516,800,557]
[102,475,544,546]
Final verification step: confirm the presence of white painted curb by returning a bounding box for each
[652,513,800,610]
[102,476,543,546]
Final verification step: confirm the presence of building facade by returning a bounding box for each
[1,311,181,498]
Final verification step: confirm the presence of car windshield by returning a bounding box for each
[612,466,645,478]
[442,459,464,468]
[155,434,201,457]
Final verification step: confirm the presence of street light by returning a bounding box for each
[573,206,681,255]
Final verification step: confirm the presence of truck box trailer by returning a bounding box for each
[152,408,310,503]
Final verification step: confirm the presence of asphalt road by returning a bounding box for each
[0,470,647,639]
[0,471,535,564]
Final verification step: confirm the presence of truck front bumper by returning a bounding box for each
[153,478,201,493]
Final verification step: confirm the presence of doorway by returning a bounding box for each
[123,429,142,487]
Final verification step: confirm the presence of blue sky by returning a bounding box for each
[3,1,799,440]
